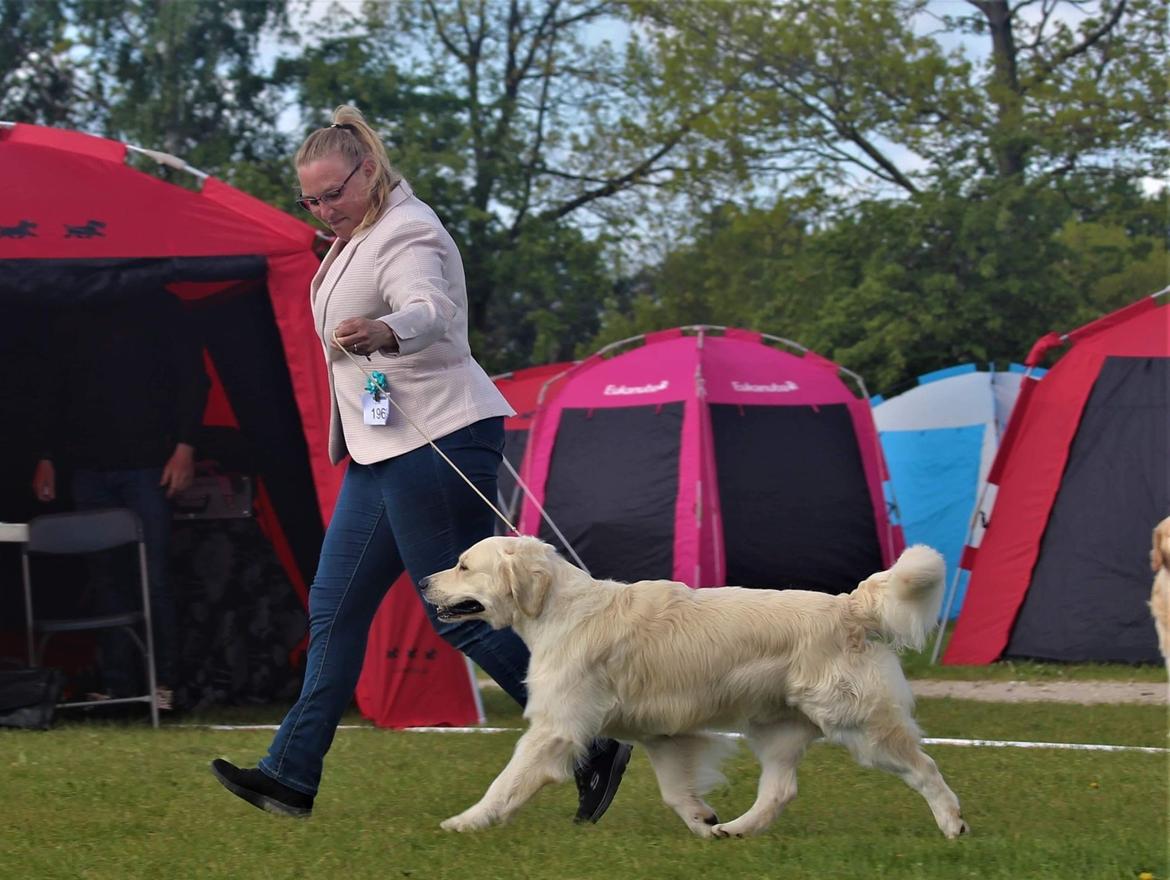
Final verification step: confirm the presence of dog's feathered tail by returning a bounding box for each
[850,545,946,651]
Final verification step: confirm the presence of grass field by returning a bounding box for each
[2,672,1167,880]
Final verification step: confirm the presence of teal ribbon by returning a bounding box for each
[365,371,388,401]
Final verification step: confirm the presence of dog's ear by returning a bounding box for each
[499,538,551,618]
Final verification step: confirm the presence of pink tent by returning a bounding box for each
[519,327,901,591]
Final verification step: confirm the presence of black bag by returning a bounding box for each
[0,668,67,730]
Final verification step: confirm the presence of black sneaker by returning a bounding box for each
[573,739,632,824]
[209,759,314,818]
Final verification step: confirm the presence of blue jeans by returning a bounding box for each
[72,467,176,692]
[260,417,530,795]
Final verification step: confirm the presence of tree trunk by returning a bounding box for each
[971,0,1028,179]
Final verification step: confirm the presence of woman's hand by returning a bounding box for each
[333,318,397,356]
[160,443,196,498]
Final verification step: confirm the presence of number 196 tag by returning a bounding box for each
[362,392,391,425]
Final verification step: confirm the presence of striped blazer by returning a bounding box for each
[309,180,513,465]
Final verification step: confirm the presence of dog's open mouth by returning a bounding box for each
[436,599,486,621]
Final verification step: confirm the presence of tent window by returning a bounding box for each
[1006,355,1169,663]
[711,403,883,593]
[539,403,683,581]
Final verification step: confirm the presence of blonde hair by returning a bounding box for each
[294,105,402,236]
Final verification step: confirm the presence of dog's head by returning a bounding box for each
[422,535,556,629]
[1153,516,1170,573]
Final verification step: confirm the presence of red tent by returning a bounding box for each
[492,362,574,521]
[944,291,1170,664]
[1,123,483,721]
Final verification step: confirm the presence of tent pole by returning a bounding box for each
[929,566,966,663]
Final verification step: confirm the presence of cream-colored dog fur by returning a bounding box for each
[423,535,967,839]
[1150,517,1170,672]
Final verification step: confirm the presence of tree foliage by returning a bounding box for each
[4,0,1164,388]
[276,0,745,367]
[2,0,291,173]
[590,0,1168,391]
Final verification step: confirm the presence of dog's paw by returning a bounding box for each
[440,809,492,832]
[941,815,970,839]
[710,817,764,839]
[710,823,745,839]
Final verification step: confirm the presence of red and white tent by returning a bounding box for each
[943,291,1170,665]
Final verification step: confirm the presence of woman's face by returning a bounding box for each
[297,153,373,241]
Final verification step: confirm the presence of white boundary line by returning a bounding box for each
[180,724,1168,754]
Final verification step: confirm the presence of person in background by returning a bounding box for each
[209,105,631,822]
[32,290,209,712]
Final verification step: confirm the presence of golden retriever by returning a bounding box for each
[1150,517,1170,671]
[422,535,968,839]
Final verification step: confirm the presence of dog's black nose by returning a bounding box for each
[417,575,430,589]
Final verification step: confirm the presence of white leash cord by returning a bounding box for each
[497,454,591,574]
[333,332,519,536]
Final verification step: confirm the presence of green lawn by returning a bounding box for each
[1,684,1167,880]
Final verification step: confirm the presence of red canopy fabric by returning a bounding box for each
[0,122,339,524]
[493,362,574,431]
[945,295,1169,664]
[2,123,500,723]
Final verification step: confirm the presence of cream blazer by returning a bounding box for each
[310,180,514,465]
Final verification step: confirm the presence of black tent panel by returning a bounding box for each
[1006,356,1169,663]
[0,255,267,304]
[192,286,324,588]
[711,403,882,593]
[538,404,682,581]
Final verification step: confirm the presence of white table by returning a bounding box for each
[0,523,29,543]
[0,524,31,662]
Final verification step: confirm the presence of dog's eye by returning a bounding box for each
[457,561,467,572]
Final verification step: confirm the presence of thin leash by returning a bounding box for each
[496,454,591,573]
[333,331,520,537]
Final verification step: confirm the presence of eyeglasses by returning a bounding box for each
[296,163,362,211]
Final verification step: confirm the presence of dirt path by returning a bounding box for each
[910,679,1168,705]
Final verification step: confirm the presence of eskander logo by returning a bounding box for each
[603,380,670,395]
[732,380,799,393]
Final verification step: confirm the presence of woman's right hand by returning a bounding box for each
[32,459,55,503]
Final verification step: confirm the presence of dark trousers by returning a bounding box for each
[260,417,530,795]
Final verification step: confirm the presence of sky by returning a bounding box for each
[264,0,1164,198]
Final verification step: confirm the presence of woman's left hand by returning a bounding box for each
[333,318,397,356]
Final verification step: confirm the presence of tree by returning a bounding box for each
[593,0,1167,390]
[631,0,1167,196]
[3,0,292,177]
[276,0,751,366]
[0,0,85,127]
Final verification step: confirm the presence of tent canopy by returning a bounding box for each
[518,327,901,592]
[872,364,1035,619]
[944,292,1169,665]
[0,121,339,531]
[0,123,339,702]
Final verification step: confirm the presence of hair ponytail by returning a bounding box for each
[294,105,402,235]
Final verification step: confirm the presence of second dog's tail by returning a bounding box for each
[849,545,946,651]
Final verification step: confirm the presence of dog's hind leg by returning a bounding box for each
[710,716,820,839]
[837,712,969,839]
[641,734,728,838]
[440,724,578,832]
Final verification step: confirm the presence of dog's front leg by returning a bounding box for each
[441,725,578,832]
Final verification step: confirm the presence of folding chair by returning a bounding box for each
[21,508,159,727]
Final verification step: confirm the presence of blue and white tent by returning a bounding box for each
[872,364,1041,619]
